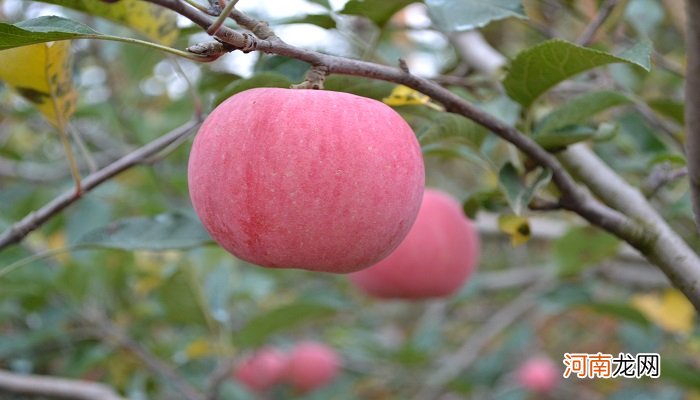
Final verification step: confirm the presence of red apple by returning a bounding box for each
[348,189,479,299]
[285,341,341,393]
[233,347,288,392]
[516,356,559,393]
[188,88,424,273]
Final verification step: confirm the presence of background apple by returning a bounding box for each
[515,356,559,393]
[348,189,480,299]
[233,347,288,392]
[285,341,341,393]
[188,88,425,273]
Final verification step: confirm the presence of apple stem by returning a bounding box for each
[291,65,329,90]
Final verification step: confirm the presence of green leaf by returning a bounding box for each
[534,126,598,149]
[36,0,179,45]
[340,0,419,27]
[157,269,207,325]
[498,163,551,214]
[323,75,395,100]
[0,16,99,51]
[281,14,336,29]
[503,40,651,107]
[77,212,213,251]
[255,56,310,82]
[307,0,332,8]
[583,302,651,327]
[426,0,526,32]
[647,98,685,124]
[418,113,488,148]
[659,360,700,390]
[236,302,338,348]
[422,143,489,168]
[534,122,620,150]
[554,227,621,276]
[462,190,506,217]
[535,91,632,135]
[215,72,292,106]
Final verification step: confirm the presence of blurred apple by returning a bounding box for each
[285,341,341,393]
[348,189,479,299]
[188,88,424,273]
[516,356,559,393]
[233,347,288,392]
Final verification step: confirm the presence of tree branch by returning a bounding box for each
[686,0,700,233]
[449,29,700,309]
[142,0,700,309]
[576,0,619,46]
[558,145,700,304]
[0,119,201,251]
[88,313,206,400]
[418,279,553,398]
[0,369,125,400]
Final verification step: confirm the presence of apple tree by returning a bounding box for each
[0,0,699,399]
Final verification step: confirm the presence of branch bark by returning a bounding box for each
[0,119,201,250]
[0,369,125,400]
[686,0,700,232]
[451,27,700,308]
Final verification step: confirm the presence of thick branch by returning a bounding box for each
[0,369,125,400]
[559,145,700,306]
[686,0,700,232]
[452,29,700,309]
[0,119,201,250]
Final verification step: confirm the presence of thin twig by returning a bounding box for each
[68,123,98,173]
[0,119,201,250]
[88,313,206,400]
[644,163,688,198]
[206,0,238,35]
[0,369,125,400]
[576,0,619,46]
[418,279,553,399]
[206,358,237,400]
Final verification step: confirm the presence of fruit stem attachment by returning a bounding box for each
[206,0,238,36]
[291,65,329,90]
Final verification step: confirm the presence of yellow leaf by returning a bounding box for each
[0,42,77,127]
[498,214,531,246]
[134,274,163,297]
[185,338,218,360]
[43,0,179,45]
[48,232,70,264]
[631,289,695,335]
[383,85,440,109]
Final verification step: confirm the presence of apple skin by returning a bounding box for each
[188,88,425,273]
[285,341,341,393]
[348,189,479,299]
[516,356,559,393]
[233,347,288,392]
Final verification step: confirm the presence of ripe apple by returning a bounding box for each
[516,356,559,393]
[188,88,425,273]
[348,189,479,299]
[285,341,341,393]
[233,347,288,392]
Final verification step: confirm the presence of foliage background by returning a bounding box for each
[0,0,699,399]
